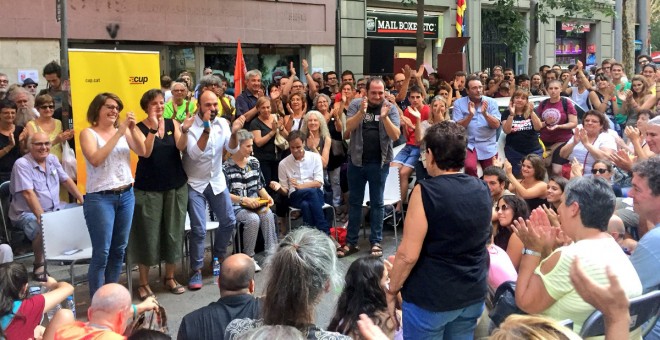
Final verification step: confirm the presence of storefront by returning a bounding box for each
[555,22,594,68]
[363,10,443,75]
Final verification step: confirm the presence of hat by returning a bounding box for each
[22,78,38,87]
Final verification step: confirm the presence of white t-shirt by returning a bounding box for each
[566,130,616,175]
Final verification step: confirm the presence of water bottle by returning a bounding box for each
[65,295,76,319]
[212,257,220,285]
[46,301,61,321]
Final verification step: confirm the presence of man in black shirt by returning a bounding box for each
[178,253,262,340]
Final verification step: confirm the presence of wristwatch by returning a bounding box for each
[522,248,542,257]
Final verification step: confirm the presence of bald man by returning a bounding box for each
[607,215,637,255]
[181,90,245,290]
[178,253,261,340]
[9,132,83,280]
[55,283,157,339]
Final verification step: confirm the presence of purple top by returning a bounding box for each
[9,153,68,222]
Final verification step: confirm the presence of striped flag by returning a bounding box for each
[233,39,247,96]
[456,0,466,37]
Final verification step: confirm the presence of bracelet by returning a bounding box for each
[132,304,137,319]
[522,248,542,257]
[148,128,158,134]
[181,125,189,134]
[203,121,211,129]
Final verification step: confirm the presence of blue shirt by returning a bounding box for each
[9,154,68,221]
[452,96,501,160]
[630,223,660,293]
[235,90,258,119]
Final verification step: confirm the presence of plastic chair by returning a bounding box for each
[580,289,660,338]
[363,167,401,247]
[288,204,337,236]
[41,206,91,305]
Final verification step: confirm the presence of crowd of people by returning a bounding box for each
[0,54,659,339]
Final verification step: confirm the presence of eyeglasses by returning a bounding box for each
[0,80,8,84]
[31,141,51,147]
[172,89,186,92]
[495,204,509,212]
[104,104,120,111]
[25,85,37,89]
[591,168,609,174]
[39,105,55,110]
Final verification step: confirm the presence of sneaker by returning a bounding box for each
[188,270,203,290]
[253,259,262,272]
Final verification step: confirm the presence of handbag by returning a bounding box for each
[272,114,289,150]
[62,141,77,181]
[330,139,346,158]
[126,304,169,335]
[488,281,526,328]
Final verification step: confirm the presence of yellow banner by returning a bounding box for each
[69,49,160,193]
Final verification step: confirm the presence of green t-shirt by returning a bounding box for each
[164,100,196,122]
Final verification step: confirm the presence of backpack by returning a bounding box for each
[539,97,568,114]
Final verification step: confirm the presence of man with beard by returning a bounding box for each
[9,87,37,127]
[180,90,245,290]
[38,61,65,111]
[339,77,400,258]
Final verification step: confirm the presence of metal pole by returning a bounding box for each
[59,0,71,130]
[639,0,649,56]
[614,0,623,61]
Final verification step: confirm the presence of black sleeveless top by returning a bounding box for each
[401,173,491,312]
[134,119,187,191]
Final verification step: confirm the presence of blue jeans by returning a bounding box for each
[346,161,389,246]
[187,184,236,271]
[83,188,135,298]
[289,188,329,234]
[403,300,484,340]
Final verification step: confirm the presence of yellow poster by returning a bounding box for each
[69,49,160,193]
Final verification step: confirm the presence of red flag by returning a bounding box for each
[456,0,466,37]
[234,39,247,96]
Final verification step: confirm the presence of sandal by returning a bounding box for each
[337,245,359,258]
[137,284,154,300]
[164,277,185,295]
[32,262,48,282]
[370,243,383,258]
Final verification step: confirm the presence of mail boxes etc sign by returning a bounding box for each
[366,11,440,39]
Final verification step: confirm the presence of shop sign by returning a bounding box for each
[561,22,591,33]
[366,11,439,39]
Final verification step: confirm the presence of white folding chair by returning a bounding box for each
[363,167,401,246]
[181,206,220,275]
[41,206,91,305]
[287,204,337,236]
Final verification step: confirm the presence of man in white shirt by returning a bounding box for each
[180,90,244,290]
[270,130,329,234]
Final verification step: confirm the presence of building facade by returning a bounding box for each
[0,0,335,89]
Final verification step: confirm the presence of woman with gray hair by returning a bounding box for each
[225,228,349,340]
[223,129,277,271]
[315,93,346,210]
[301,110,331,168]
[512,176,642,334]
[164,81,195,122]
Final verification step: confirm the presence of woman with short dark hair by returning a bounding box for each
[128,89,189,299]
[386,121,492,338]
[559,110,617,176]
[495,195,529,270]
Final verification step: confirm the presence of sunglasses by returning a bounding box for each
[591,168,608,174]
[495,204,509,212]
[25,85,37,89]
[39,105,55,110]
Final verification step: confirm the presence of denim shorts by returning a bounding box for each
[393,144,421,168]
[12,213,39,241]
